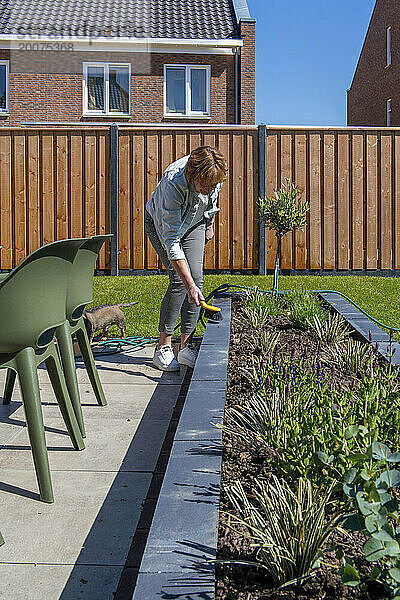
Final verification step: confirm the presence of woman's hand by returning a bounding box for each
[187,284,204,306]
[205,223,214,244]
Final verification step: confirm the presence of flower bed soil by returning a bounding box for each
[215,295,380,600]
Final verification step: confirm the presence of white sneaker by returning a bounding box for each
[178,344,198,368]
[152,345,180,372]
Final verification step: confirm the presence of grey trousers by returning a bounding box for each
[145,211,206,335]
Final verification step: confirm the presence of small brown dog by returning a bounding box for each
[83,302,138,343]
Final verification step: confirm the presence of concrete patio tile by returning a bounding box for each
[0,470,151,565]
[0,413,172,472]
[0,563,124,600]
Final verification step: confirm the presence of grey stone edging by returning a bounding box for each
[132,296,231,600]
[319,292,400,365]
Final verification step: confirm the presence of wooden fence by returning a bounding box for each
[264,127,400,271]
[1,124,400,272]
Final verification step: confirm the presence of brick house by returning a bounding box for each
[347,0,399,126]
[0,0,255,126]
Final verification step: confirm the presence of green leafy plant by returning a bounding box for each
[285,290,326,330]
[308,313,352,344]
[225,476,340,587]
[337,439,400,598]
[258,179,309,294]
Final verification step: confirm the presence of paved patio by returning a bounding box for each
[0,343,189,600]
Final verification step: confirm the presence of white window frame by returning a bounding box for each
[164,64,211,117]
[387,98,392,126]
[82,62,131,116]
[0,60,9,114]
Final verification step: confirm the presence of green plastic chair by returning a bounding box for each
[0,239,86,503]
[54,234,112,436]
[0,531,4,546]
[3,235,112,438]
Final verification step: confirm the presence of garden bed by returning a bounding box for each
[216,291,400,600]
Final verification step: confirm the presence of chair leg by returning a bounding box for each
[16,348,54,503]
[76,322,107,407]
[0,530,4,546]
[44,350,85,452]
[2,369,16,405]
[56,321,85,438]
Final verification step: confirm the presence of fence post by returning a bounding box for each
[258,123,267,275]
[109,123,119,276]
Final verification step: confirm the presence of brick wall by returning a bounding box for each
[347,0,400,126]
[239,20,256,125]
[0,48,242,125]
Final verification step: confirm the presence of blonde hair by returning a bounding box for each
[185,146,228,187]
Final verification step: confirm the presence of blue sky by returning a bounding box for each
[247,0,376,126]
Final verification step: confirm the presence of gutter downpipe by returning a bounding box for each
[234,47,240,124]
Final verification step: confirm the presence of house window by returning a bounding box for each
[0,60,9,114]
[83,63,130,115]
[386,26,392,66]
[164,65,210,117]
[387,98,392,126]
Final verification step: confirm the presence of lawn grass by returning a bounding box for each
[91,274,400,339]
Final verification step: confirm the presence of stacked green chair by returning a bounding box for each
[4,235,112,438]
[0,239,86,502]
[54,234,112,436]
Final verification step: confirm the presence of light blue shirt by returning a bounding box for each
[145,155,221,261]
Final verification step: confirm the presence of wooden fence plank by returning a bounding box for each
[366,134,378,269]
[246,132,257,269]
[27,133,40,254]
[118,133,130,269]
[175,133,187,160]
[294,134,307,269]
[132,133,145,270]
[232,133,245,269]
[217,132,230,269]
[189,133,201,152]
[352,134,364,269]
[203,132,217,270]
[380,134,392,269]
[323,133,335,269]
[56,133,68,240]
[98,132,107,269]
[309,133,322,269]
[84,133,96,238]
[0,133,13,268]
[70,133,83,240]
[146,133,159,269]
[266,133,278,270]
[280,133,293,269]
[395,134,400,269]
[14,133,26,265]
[337,133,350,270]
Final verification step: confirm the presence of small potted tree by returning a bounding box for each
[258,179,309,295]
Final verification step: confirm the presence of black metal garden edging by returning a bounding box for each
[319,293,400,367]
[131,296,231,600]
